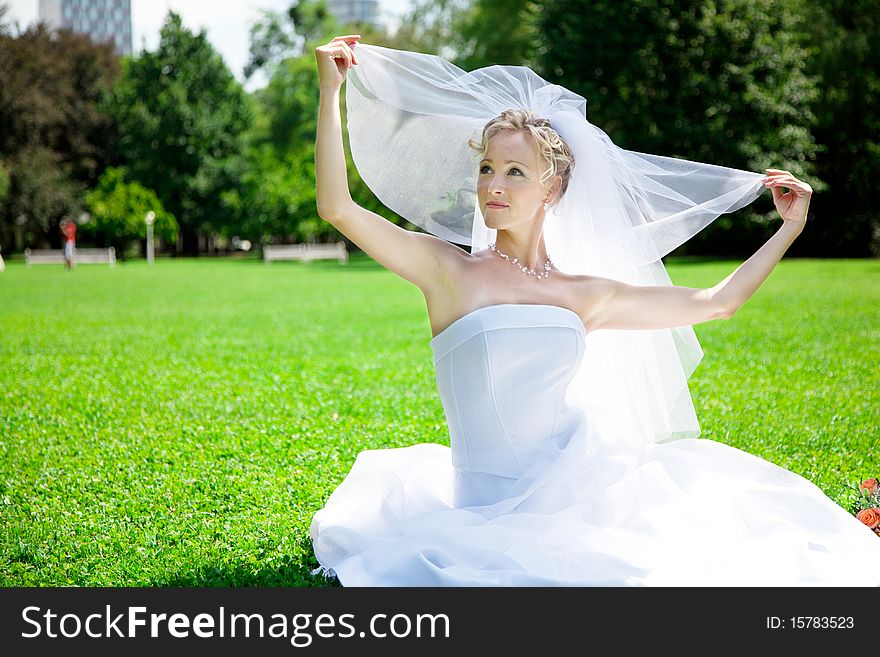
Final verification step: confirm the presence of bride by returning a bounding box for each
[308,34,880,586]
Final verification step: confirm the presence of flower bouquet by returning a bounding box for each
[852,478,880,537]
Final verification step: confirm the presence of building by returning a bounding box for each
[326,0,381,27]
[38,0,132,56]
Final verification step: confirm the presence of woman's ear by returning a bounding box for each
[545,175,563,205]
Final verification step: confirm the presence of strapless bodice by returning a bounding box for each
[430,304,586,490]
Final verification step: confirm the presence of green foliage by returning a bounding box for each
[3,147,82,235]
[104,12,250,253]
[537,1,817,167]
[0,22,119,244]
[797,0,880,256]
[394,0,540,70]
[255,55,322,155]
[531,0,821,255]
[0,160,9,205]
[0,257,876,585]
[246,10,297,79]
[222,143,319,243]
[84,167,178,246]
[245,0,342,79]
[233,3,397,244]
[388,0,472,57]
[225,54,327,244]
[0,25,119,182]
[1,0,875,256]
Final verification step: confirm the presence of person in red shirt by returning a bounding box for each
[60,219,76,270]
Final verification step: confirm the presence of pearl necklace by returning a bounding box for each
[489,242,555,280]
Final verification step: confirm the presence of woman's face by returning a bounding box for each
[477,130,556,230]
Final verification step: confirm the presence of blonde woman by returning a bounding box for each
[308,35,880,586]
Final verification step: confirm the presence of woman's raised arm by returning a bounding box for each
[583,169,811,332]
[314,35,462,296]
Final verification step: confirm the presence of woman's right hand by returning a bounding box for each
[315,34,361,90]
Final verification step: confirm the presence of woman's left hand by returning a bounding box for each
[763,168,812,230]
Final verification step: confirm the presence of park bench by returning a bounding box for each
[263,242,348,264]
[24,247,117,266]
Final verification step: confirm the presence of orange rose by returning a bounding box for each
[859,478,878,496]
[856,508,880,529]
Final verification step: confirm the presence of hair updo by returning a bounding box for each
[467,108,575,208]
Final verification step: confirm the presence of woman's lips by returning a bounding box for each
[486,203,508,208]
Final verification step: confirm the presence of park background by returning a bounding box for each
[1,0,878,585]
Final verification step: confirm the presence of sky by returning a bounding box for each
[3,0,415,91]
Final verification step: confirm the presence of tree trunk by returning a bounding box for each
[177,226,200,256]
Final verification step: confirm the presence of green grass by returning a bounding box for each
[1,255,878,586]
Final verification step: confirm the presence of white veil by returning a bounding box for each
[344,43,767,455]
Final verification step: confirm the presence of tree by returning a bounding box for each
[0,18,119,250]
[230,49,345,245]
[798,0,880,256]
[104,12,250,255]
[535,0,821,256]
[232,2,344,244]
[245,0,342,79]
[3,147,81,241]
[390,0,472,59]
[233,0,403,246]
[392,0,538,70]
[83,166,178,256]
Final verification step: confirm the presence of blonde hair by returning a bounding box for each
[467,108,575,207]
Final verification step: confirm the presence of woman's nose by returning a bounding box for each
[488,175,506,194]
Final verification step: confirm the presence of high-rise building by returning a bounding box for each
[326,0,381,27]
[38,0,132,56]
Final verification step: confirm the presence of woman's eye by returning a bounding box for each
[480,166,522,175]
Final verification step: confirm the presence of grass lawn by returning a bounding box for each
[1,254,878,586]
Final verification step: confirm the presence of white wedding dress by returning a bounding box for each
[309,304,880,586]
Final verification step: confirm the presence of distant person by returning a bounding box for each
[60,219,76,270]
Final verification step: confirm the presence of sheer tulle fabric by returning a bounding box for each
[345,43,767,450]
